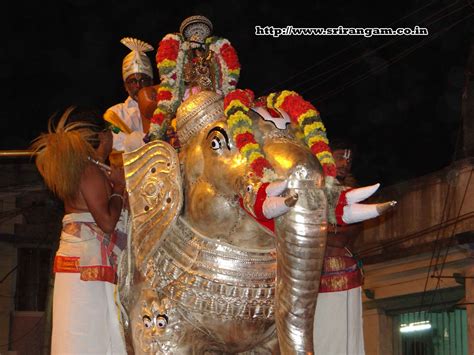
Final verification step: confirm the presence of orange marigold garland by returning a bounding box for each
[149,34,186,142]
[266,90,336,184]
[149,34,241,143]
[224,89,276,182]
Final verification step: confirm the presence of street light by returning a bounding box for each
[400,320,432,333]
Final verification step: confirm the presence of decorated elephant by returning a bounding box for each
[117,90,394,354]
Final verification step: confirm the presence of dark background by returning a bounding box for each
[1,0,473,186]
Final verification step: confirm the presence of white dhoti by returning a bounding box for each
[313,287,365,355]
[51,212,128,354]
[52,273,126,354]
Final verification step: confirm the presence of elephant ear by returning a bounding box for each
[123,140,183,274]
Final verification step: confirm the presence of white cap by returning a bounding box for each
[121,37,154,81]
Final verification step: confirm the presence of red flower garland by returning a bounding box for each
[224,89,276,182]
[224,88,254,108]
[267,91,337,180]
[220,43,240,70]
[156,37,180,63]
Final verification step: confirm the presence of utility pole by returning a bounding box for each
[461,34,474,355]
[461,38,474,158]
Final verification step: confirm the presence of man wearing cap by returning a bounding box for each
[105,37,154,153]
[313,139,366,355]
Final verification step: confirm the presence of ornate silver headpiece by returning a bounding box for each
[179,15,213,45]
[176,91,224,145]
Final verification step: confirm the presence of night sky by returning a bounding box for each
[2,0,473,186]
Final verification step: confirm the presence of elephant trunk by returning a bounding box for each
[275,176,327,354]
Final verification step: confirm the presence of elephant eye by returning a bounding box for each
[210,137,222,150]
[156,315,168,328]
[206,127,231,150]
[142,315,152,328]
[246,185,253,192]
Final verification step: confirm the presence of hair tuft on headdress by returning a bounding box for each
[120,37,154,53]
[31,107,101,202]
[121,37,154,80]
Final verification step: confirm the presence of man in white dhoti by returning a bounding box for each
[313,139,365,355]
[32,107,128,354]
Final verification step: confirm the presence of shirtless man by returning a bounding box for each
[32,106,128,354]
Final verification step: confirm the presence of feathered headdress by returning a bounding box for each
[31,108,99,202]
[121,37,154,80]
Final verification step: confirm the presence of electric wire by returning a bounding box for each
[300,2,470,98]
[262,0,444,94]
[0,195,60,349]
[0,314,46,348]
[418,120,467,313]
[417,172,454,315]
[414,88,471,324]
[263,0,467,97]
[426,168,473,313]
[357,211,474,257]
[308,11,474,103]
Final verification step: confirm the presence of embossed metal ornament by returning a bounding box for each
[175,90,224,145]
[122,140,183,274]
[180,15,213,46]
[119,93,393,354]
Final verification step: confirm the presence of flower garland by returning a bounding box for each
[207,37,240,95]
[254,96,280,118]
[225,89,340,224]
[148,84,174,140]
[224,89,276,183]
[149,34,241,141]
[156,34,182,83]
[149,33,187,141]
[266,90,336,184]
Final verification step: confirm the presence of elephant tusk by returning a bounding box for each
[345,183,380,204]
[266,180,289,197]
[342,201,396,224]
[263,196,292,219]
[376,200,397,214]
